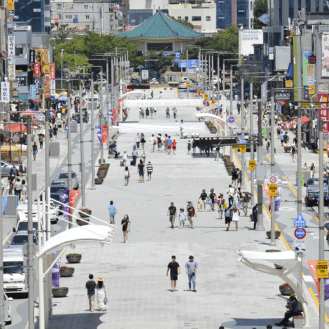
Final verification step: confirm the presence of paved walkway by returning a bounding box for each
[45,88,321,329]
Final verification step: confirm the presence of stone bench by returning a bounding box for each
[293,315,304,328]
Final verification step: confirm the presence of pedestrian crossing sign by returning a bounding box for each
[294,213,306,227]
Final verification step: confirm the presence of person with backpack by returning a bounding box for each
[186,201,196,229]
[108,201,117,224]
[149,134,156,152]
[224,205,233,231]
[209,189,217,211]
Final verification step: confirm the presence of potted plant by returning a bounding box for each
[97,163,110,178]
[95,177,103,184]
[76,218,89,226]
[279,283,294,296]
[66,253,82,263]
[79,208,92,218]
[60,266,75,277]
[266,230,281,239]
[52,287,69,297]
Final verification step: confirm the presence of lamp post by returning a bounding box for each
[223,59,238,114]
[186,45,201,99]
[61,49,64,90]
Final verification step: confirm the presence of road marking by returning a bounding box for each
[266,154,271,162]
[309,287,329,322]
[235,119,249,131]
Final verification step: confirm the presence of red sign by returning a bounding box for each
[307,260,320,298]
[69,190,80,214]
[34,62,40,77]
[113,109,118,124]
[102,125,108,144]
[125,25,135,31]
[308,56,316,64]
[319,94,329,135]
[50,63,55,80]
[294,227,306,239]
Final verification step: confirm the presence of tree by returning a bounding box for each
[253,0,268,29]
[52,28,70,45]
[169,16,194,30]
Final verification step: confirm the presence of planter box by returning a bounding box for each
[279,284,294,296]
[95,178,103,185]
[79,209,92,218]
[60,267,75,277]
[52,287,69,297]
[66,254,82,263]
[76,218,89,226]
[266,231,281,239]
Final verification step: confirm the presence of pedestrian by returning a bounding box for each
[141,149,146,164]
[122,150,128,167]
[252,204,258,230]
[131,147,138,166]
[157,134,162,151]
[53,125,58,139]
[139,108,142,119]
[167,135,172,155]
[96,276,106,311]
[232,208,239,231]
[231,169,238,187]
[124,166,130,186]
[149,134,156,152]
[227,184,234,207]
[215,146,219,161]
[237,102,241,115]
[224,204,233,231]
[209,188,217,211]
[121,214,130,243]
[311,163,315,178]
[32,142,38,161]
[186,201,196,229]
[242,194,249,217]
[86,274,97,312]
[21,179,27,201]
[15,178,22,201]
[164,135,168,152]
[141,133,146,149]
[150,107,154,118]
[49,126,53,141]
[173,107,177,119]
[291,145,296,162]
[284,132,289,144]
[199,189,207,211]
[145,108,149,118]
[185,256,198,292]
[141,108,144,118]
[108,201,117,224]
[179,208,186,228]
[266,140,270,153]
[167,255,181,292]
[135,133,141,149]
[166,107,170,119]
[187,140,192,155]
[172,139,177,155]
[217,194,225,219]
[233,189,240,214]
[146,161,153,180]
[280,131,285,146]
[138,159,145,182]
[167,202,177,229]
[237,169,242,188]
[39,134,44,149]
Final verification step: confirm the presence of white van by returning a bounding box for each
[3,249,27,296]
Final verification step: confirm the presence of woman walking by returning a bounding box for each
[15,178,22,201]
[124,167,130,186]
[224,205,233,231]
[21,179,27,201]
[232,208,239,231]
[96,276,106,311]
[179,208,186,229]
[141,133,146,149]
[242,194,249,217]
[291,145,296,162]
[209,188,217,212]
[311,163,315,178]
[217,194,225,219]
[121,214,130,243]
[231,169,238,187]
[199,189,207,211]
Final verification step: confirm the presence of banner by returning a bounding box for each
[7,0,14,11]
[113,109,118,123]
[50,80,56,96]
[30,84,36,99]
[102,126,108,144]
[308,260,320,298]
[125,99,203,107]
[1,82,9,103]
[29,50,35,64]
[69,190,80,214]
[262,181,283,212]
[8,61,15,81]
[322,34,329,77]
[62,189,69,218]
[8,36,15,60]
[95,125,102,143]
[51,252,61,288]
[50,63,55,80]
[34,62,40,77]
[319,94,329,135]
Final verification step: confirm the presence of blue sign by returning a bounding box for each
[171,59,180,63]
[294,228,306,239]
[228,117,235,123]
[30,84,36,99]
[176,52,181,58]
[178,59,200,68]
[294,213,306,227]
[163,52,168,57]
[239,137,247,144]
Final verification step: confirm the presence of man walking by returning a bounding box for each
[39,134,44,149]
[85,274,96,312]
[32,142,38,161]
[108,200,117,224]
[185,256,198,292]
[131,147,138,166]
[135,133,141,149]
[149,134,155,152]
[173,107,177,119]
[166,255,181,292]
[146,161,153,180]
[186,201,196,229]
[167,202,177,229]
[167,135,172,155]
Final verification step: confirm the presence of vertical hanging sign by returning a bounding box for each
[34,62,40,77]
[1,82,10,103]
[50,63,56,80]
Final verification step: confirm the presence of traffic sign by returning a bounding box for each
[294,213,306,227]
[232,145,240,150]
[186,81,190,87]
[228,117,235,124]
[201,90,205,95]
[317,261,328,278]
[163,52,168,57]
[294,227,306,239]
[240,145,246,153]
[269,174,278,184]
[175,52,181,58]
[294,240,306,253]
[269,184,278,196]
[262,127,268,139]
[211,100,216,106]
[249,160,256,171]
[204,94,208,100]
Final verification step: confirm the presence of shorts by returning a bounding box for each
[167,145,172,149]
[33,151,37,156]
[173,147,176,150]
[147,171,152,175]
[139,171,144,177]
[88,293,95,301]
[169,215,175,221]
[225,217,232,224]
[170,274,178,281]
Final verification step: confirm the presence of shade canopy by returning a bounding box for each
[20,109,37,116]
[37,225,115,257]
[301,116,310,123]
[6,123,33,133]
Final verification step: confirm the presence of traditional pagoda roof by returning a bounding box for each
[115,11,203,39]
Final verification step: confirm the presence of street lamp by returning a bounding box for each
[185,45,201,99]
[61,49,64,89]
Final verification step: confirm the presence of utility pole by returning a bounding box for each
[186,48,189,99]
[297,104,302,215]
[270,89,276,246]
[100,71,104,161]
[240,74,245,188]
[61,49,64,90]
[91,78,96,190]
[0,151,3,329]
[111,56,114,128]
[230,65,233,115]
[67,84,72,228]
[106,59,110,152]
[79,83,86,208]
[27,121,34,329]
[250,81,255,206]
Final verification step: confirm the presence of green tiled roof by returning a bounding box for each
[115,11,203,39]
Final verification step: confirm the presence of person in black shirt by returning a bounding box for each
[166,255,181,292]
[53,126,58,139]
[32,142,38,161]
[199,189,207,211]
[121,214,130,243]
[209,189,217,211]
[138,160,145,183]
[275,296,302,327]
[167,202,177,229]
[85,274,96,312]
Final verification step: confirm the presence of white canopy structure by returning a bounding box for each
[120,90,146,99]
[194,112,227,125]
[237,250,309,326]
[124,99,203,107]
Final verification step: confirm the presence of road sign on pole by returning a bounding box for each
[249,160,256,170]
[269,184,278,196]
[317,261,328,278]
[163,52,168,57]
[269,174,278,184]
[175,52,180,58]
[228,117,235,123]
[294,227,306,239]
[294,213,306,227]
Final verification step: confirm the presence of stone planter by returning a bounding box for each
[52,287,69,298]
[95,178,103,185]
[79,209,92,218]
[98,159,106,164]
[60,267,75,277]
[66,254,82,263]
[266,231,281,239]
[279,284,294,296]
[76,218,89,226]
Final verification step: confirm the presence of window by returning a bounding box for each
[15,47,23,56]
[178,16,181,20]
[58,14,61,19]
[147,43,173,51]
[86,24,89,28]
[85,15,89,19]
[185,16,188,21]
[65,15,72,19]
[57,3,61,8]
[33,8,41,12]
[74,15,78,18]
[110,14,113,21]
[206,16,211,21]
[84,5,88,9]
[250,1,252,10]
[192,16,201,21]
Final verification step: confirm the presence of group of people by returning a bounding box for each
[167,202,196,229]
[139,107,156,119]
[165,107,177,119]
[2,168,28,201]
[85,274,107,312]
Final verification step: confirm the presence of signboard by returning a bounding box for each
[8,36,15,60]
[163,52,168,57]
[309,86,315,95]
[319,95,329,135]
[303,49,311,86]
[322,34,329,77]
[286,80,293,88]
[50,63,55,80]
[301,102,310,108]
[317,261,328,279]
[141,70,149,81]
[294,213,306,227]
[34,62,40,77]
[261,82,267,103]
[29,50,35,64]
[238,29,263,56]
[102,125,108,144]
[7,0,14,11]
[269,174,278,184]
[318,83,329,94]
[228,117,235,123]
[1,82,9,103]
[240,145,246,153]
[178,59,200,68]
[294,228,306,239]
[175,52,180,58]
[294,240,306,253]
[29,84,36,99]
[125,99,204,107]
[211,100,216,106]
[306,64,315,86]
[50,80,56,96]
[204,94,208,100]
[201,90,205,95]
[309,56,316,64]
[8,62,15,81]
[186,81,190,87]
[268,184,278,196]
[249,160,256,170]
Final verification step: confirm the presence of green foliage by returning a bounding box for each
[52,28,70,45]
[139,50,172,76]
[169,16,194,29]
[253,0,268,29]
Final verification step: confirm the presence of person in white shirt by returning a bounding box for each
[135,133,141,149]
[227,185,235,207]
[122,151,128,166]
[179,208,186,229]
[149,134,155,152]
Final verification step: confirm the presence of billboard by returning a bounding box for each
[322,34,329,77]
[30,84,36,99]
[303,49,311,86]
[306,64,315,86]
[34,62,40,77]
[238,29,263,56]
[50,63,55,80]
[319,94,329,135]
[8,36,15,60]
[1,82,9,103]
[141,70,149,80]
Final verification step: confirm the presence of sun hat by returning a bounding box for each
[97,276,104,281]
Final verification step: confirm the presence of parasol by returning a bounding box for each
[5,123,33,133]
[20,109,37,116]
[301,116,310,123]
[243,192,253,196]
[59,91,67,97]
[38,133,45,137]
[58,97,67,102]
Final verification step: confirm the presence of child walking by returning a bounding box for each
[179,208,186,229]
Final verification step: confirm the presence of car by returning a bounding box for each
[14,220,39,233]
[130,78,141,84]
[178,81,186,89]
[34,197,61,223]
[8,231,38,250]
[50,181,66,210]
[97,79,107,85]
[56,171,79,190]
[1,161,18,177]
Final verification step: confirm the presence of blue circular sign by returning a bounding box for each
[228,117,235,123]
[294,228,306,239]
[163,52,168,57]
